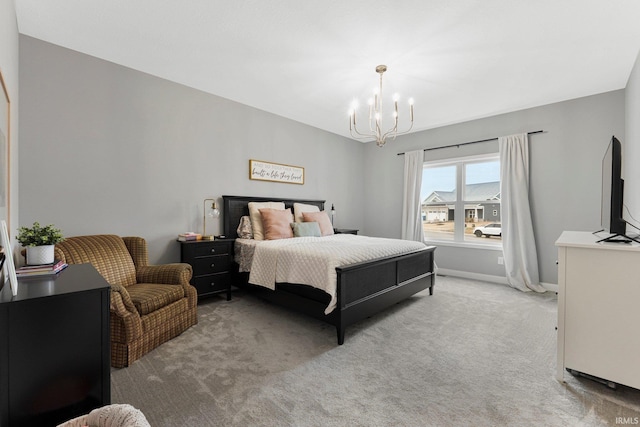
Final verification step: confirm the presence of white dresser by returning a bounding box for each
[556,231,640,389]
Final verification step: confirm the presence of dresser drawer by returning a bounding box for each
[193,273,231,295]
[192,254,231,276]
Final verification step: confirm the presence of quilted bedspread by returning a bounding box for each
[247,234,427,314]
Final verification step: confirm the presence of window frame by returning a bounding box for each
[422,152,502,249]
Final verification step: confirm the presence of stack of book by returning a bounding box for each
[177,232,202,241]
[16,259,68,277]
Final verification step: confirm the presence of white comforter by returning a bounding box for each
[247,234,427,314]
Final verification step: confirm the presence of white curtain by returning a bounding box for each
[499,134,546,292]
[402,149,425,242]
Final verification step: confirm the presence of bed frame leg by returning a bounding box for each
[429,285,434,295]
[337,327,345,345]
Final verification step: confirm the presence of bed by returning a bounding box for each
[222,195,436,344]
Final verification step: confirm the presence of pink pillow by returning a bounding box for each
[302,211,334,236]
[259,208,294,240]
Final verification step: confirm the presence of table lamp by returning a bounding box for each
[203,198,220,240]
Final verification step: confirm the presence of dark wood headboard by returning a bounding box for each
[222,195,326,238]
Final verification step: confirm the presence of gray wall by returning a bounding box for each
[18,36,365,265]
[361,90,625,284]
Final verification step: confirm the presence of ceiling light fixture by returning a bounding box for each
[349,65,414,147]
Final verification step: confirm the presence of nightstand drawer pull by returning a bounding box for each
[210,282,215,287]
[210,248,216,253]
[210,263,215,268]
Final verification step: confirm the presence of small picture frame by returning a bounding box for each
[1,220,18,296]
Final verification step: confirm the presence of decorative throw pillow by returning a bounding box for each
[236,216,253,239]
[248,201,285,240]
[259,208,294,240]
[293,202,320,223]
[291,221,322,237]
[302,211,334,236]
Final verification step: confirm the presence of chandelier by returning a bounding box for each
[349,65,414,147]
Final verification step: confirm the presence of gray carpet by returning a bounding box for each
[111,276,640,426]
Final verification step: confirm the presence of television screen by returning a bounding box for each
[601,136,626,236]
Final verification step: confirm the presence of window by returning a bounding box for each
[421,154,501,246]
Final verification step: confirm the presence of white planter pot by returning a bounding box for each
[26,245,55,265]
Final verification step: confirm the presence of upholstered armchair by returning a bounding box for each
[55,235,197,368]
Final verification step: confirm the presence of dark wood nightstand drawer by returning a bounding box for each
[192,255,230,275]
[192,273,231,296]
[183,242,230,258]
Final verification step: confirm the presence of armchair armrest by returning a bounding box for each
[137,263,196,306]
[110,284,143,342]
[110,284,137,314]
[136,263,192,286]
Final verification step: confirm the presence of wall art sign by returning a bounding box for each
[249,159,304,185]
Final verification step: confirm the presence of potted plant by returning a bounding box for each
[16,222,64,265]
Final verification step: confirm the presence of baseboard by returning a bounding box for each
[437,268,509,285]
[437,268,558,293]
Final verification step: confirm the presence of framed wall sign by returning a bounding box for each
[0,70,10,232]
[249,159,304,185]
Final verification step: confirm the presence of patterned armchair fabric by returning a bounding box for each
[55,235,197,368]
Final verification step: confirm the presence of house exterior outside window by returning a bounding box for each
[421,154,502,247]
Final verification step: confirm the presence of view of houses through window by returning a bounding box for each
[421,155,502,246]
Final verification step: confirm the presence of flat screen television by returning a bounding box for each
[599,135,634,242]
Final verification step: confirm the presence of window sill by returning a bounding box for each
[424,239,503,251]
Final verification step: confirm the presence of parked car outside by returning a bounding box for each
[474,223,502,238]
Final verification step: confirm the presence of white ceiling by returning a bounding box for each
[14,1,640,142]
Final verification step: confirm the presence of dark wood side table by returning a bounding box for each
[0,263,110,427]
[179,239,234,301]
[334,228,359,235]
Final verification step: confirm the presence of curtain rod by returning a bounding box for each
[396,130,544,156]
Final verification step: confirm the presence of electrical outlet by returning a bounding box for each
[498,257,504,265]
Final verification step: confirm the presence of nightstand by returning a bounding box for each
[334,228,359,235]
[179,239,234,301]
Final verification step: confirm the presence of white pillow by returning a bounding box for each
[293,202,320,223]
[248,201,285,240]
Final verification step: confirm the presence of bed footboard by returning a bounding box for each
[334,247,435,344]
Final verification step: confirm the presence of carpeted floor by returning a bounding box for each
[111,276,640,426]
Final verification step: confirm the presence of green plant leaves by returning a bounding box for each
[16,222,64,247]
